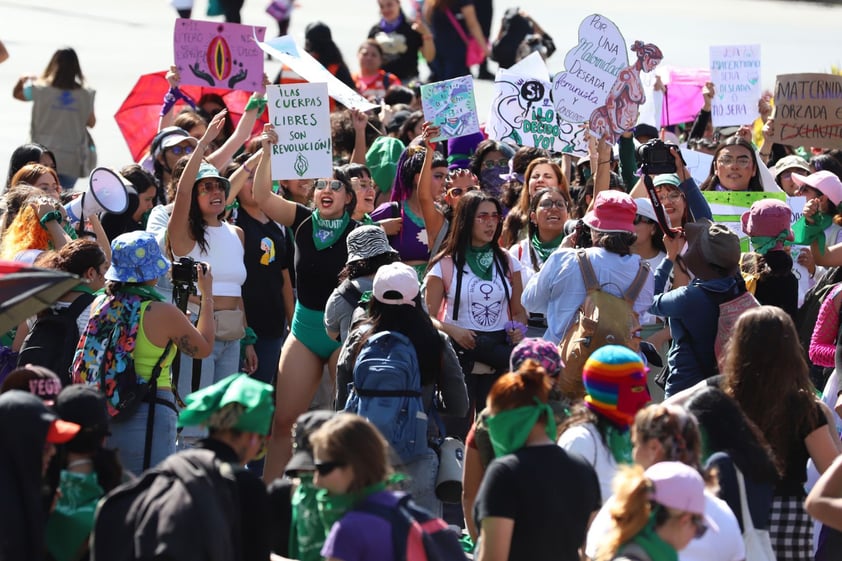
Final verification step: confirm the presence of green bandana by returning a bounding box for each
[750,229,793,255]
[117,285,166,302]
[604,423,633,465]
[289,474,328,561]
[73,283,97,295]
[178,373,275,435]
[402,202,425,228]
[792,213,832,254]
[45,470,104,561]
[315,480,389,533]
[530,232,564,264]
[465,244,494,281]
[312,210,350,251]
[361,213,375,226]
[627,513,679,561]
[486,398,557,457]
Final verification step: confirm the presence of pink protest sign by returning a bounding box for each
[662,68,710,126]
[174,19,266,92]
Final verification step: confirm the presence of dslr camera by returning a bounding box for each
[171,257,206,287]
[636,139,680,175]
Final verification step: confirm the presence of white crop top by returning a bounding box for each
[176,222,247,297]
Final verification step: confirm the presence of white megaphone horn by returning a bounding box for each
[65,167,130,224]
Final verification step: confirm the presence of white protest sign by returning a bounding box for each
[486,53,588,154]
[679,143,714,185]
[257,34,377,112]
[709,44,761,127]
[266,83,332,180]
[552,14,628,126]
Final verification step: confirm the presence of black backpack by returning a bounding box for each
[90,449,241,561]
[17,293,95,385]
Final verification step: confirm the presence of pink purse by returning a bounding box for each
[444,10,486,67]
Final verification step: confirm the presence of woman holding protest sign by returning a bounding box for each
[251,124,359,482]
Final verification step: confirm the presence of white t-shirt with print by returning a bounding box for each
[427,255,521,333]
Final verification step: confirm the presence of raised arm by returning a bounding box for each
[349,108,369,165]
[588,137,612,212]
[418,124,446,245]
[158,66,182,132]
[252,123,298,227]
[226,149,262,207]
[168,110,227,256]
[207,91,263,170]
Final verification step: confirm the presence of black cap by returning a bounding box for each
[55,385,111,436]
[284,410,335,476]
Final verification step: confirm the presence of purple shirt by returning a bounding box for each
[370,202,430,262]
[321,491,396,561]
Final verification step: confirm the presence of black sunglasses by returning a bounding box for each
[314,460,346,476]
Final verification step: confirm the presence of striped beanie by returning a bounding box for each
[582,345,650,428]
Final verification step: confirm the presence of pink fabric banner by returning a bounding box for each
[662,68,710,126]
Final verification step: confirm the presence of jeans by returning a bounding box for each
[251,335,284,386]
[108,389,177,476]
[397,447,441,517]
[177,338,241,439]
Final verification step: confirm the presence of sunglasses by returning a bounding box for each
[691,515,707,539]
[314,179,344,192]
[447,185,479,197]
[633,215,654,225]
[482,158,509,169]
[538,199,567,210]
[168,144,195,156]
[475,212,501,224]
[197,179,226,194]
[314,460,346,476]
[350,177,374,191]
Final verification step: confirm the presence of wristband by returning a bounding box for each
[242,326,258,346]
[39,210,62,228]
[160,86,197,117]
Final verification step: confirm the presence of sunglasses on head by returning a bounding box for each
[447,185,479,197]
[168,144,195,156]
[314,179,344,192]
[314,460,346,476]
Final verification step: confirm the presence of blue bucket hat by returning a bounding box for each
[195,162,231,197]
[105,231,170,283]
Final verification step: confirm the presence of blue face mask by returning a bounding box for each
[481,167,507,198]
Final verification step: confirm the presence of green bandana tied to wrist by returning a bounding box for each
[792,213,832,254]
[750,229,793,255]
[486,397,557,457]
[530,232,565,264]
[465,243,495,281]
[244,95,267,117]
[312,210,350,251]
[627,512,680,561]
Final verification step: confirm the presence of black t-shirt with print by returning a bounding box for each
[368,18,423,82]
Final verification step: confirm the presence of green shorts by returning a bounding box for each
[290,302,341,360]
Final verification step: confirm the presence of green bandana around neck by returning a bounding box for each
[530,232,565,264]
[289,474,328,561]
[118,285,166,302]
[628,512,680,561]
[73,283,97,295]
[315,480,388,532]
[486,397,557,457]
[604,423,633,465]
[312,210,350,251]
[465,243,495,281]
[750,229,793,255]
[792,213,832,254]
[45,470,104,561]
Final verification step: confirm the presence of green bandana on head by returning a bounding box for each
[465,243,495,281]
[486,398,557,457]
[312,210,350,251]
[178,373,275,435]
[530,232,564,264]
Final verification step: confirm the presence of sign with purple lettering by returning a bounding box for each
[709,44,760,127]
[552,14,662,144]
[769,73,842,150]
[266,83,332,180]
[174,19,266,92]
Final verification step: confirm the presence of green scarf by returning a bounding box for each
[627,513,679,561]
[465,244,494,281]
[45,470,104,561]
[402,201,425,228]
[289,475,328,561]
[604,423,633,465]
[73,283,97,295]
[750,231,793,255]
[316,480,388,533]
[530,232,564,264]
[312,210,350,251]
[486,398,557,457]
[792,213,832,254]
[117,285,166,302]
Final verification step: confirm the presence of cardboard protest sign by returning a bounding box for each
[702,191,787,251]
[420,76,480,142]
[257,34,377,112]
[708,44,761,127]
[266,83,332,180]
[174,19,266,92]
[770,73,842,149]
[487,53,587,154]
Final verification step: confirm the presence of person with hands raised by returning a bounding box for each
[253,124,360,482]
[167,111,256,444]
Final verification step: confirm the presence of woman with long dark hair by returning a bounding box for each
[425,190,527,426]
[4,143,56,192]
[13,47,96,190]
[700,137,764,192]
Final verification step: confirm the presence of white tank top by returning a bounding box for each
[177,222,246,297]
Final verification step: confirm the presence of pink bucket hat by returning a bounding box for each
[741,199,794,240]
[792,171,842,205]
[582,191,637,234]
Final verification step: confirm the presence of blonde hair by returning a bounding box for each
[596,464,654,561]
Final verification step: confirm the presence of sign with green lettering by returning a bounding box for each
[709,44,761,127]
[266,83,332,179]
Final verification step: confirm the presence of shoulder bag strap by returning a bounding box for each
[443,9,470,46]
[734,465,756,532]
[143,339,174,471]
[574,249,600,291]
[624,261,651,303]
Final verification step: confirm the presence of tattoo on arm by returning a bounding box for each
[174,335,200,357]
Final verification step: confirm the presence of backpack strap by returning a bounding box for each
[143,339,174,471]
[574,249,600,291]
[67,291,96,319]
[623,261,651,303]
